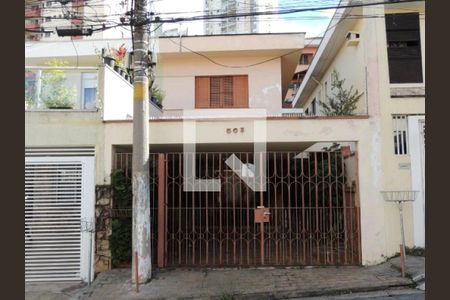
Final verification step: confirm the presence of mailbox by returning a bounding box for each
[254,206,270,223]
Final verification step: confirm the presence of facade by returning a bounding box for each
[283,37,321,108]
[25,0,131,41]
[292,0,425,251]
[25,0,425,284]
[204,0,258,34]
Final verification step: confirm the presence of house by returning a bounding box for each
[25,0,425,282]
[283,37,321,108]
[291,0,425,253]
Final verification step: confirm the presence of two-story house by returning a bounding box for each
[25,0,425,281]
[292,0,425,257]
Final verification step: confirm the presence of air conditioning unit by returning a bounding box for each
[346,31,360,46]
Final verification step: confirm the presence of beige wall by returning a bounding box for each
[155,55,283,115]
[298,3,425,258]
[25,111,107,186]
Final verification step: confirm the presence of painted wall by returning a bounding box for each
[102,65,134,120]
[25,111,107,186]
[297,3,425,259]
[154,55,283,115]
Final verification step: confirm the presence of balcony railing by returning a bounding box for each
[25,8,41,18]
[25,67,99,111]
[25,23,41,30]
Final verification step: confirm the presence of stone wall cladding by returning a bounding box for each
[95,185,113,273]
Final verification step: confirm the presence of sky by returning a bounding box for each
[153,0,338,37]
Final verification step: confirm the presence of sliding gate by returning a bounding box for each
[114,151,361,268]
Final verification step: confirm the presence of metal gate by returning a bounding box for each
[113,150,361,268]
[162,151,361,267]
[25,148,95,282]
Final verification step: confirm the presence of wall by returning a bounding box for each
[302,19,367,115]
[102,65,134,120]
[154,55,283,115]
[300,3,425,258]
[25,111,107,185]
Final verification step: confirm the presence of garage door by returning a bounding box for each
[25,148,95,282]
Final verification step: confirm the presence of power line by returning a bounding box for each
[164,7,352,69]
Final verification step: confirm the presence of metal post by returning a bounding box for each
[398,201,407,277]
[132,0,152,284]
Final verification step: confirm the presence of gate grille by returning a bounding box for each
[25,162,83,281]
[113,151,361,268]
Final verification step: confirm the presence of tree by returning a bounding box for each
[319,69,363,116]
[40,59,76,109]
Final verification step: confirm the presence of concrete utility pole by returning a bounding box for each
[132,0,152,284]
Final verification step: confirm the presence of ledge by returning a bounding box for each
[390,86,425,98]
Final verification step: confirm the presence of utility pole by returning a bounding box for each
[132,0,152,284]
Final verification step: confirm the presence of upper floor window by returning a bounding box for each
[392,115,409,155]
[299,54,313,65]
[385,13,423,84]
[195,75,248,108]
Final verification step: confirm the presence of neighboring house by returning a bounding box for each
[25,0,425,283]
[25,0,131,41]
[283,37,321,108]
[292,0,425,253]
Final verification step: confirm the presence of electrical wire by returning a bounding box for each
[70,37,79,67]
[164,6,352,69]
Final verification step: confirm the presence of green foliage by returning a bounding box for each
[109,218,132,267]
[111,170,132,208]
[109,169,133,266]
[405,246,425,257]
[40,59,76,109]
[150,84,165,106]
[218,292,235,300]
[319,69,363,116]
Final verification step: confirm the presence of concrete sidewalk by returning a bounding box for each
[26,259,421,300]
[78,263,412,299]
[389,255,425,290]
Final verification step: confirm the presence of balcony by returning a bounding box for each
[25,67,100,111]
[25,64,163,120]
[25,8,41,18]
[25,23,41,30]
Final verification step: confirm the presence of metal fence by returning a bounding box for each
[113,151,361,268]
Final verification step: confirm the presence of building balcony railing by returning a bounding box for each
[25,23,41,30]
[25,67,99,111]
[25,8,41,18]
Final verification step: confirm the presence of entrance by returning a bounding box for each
[113,150,362,268]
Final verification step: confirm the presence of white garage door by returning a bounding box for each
[25,148,95,282]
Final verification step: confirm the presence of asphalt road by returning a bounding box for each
[295,289,425,300]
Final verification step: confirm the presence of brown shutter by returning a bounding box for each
[233,75,248,108]
[195,76,210,108]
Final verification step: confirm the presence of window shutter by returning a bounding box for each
[233,75,248,108]
[195,77,210,108]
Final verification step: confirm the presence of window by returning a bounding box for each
[299,54,312,65]
[385,13,423,83]
[45,17,51,22]
[44,32,51,38]
[311,99,317,115]
[195,75,248,108]
[392,115,408,155]
[81,73,97,109]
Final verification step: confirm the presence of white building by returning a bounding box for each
[203,0,258,34]
[25,0,131,41]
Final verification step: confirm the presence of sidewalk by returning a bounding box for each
[25,260,419,300]
[389,255,425,290]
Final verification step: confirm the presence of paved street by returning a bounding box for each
[298,288,424,300]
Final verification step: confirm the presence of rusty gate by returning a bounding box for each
[114,150,361,268]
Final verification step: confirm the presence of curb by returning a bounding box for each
[213,282,416,300]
